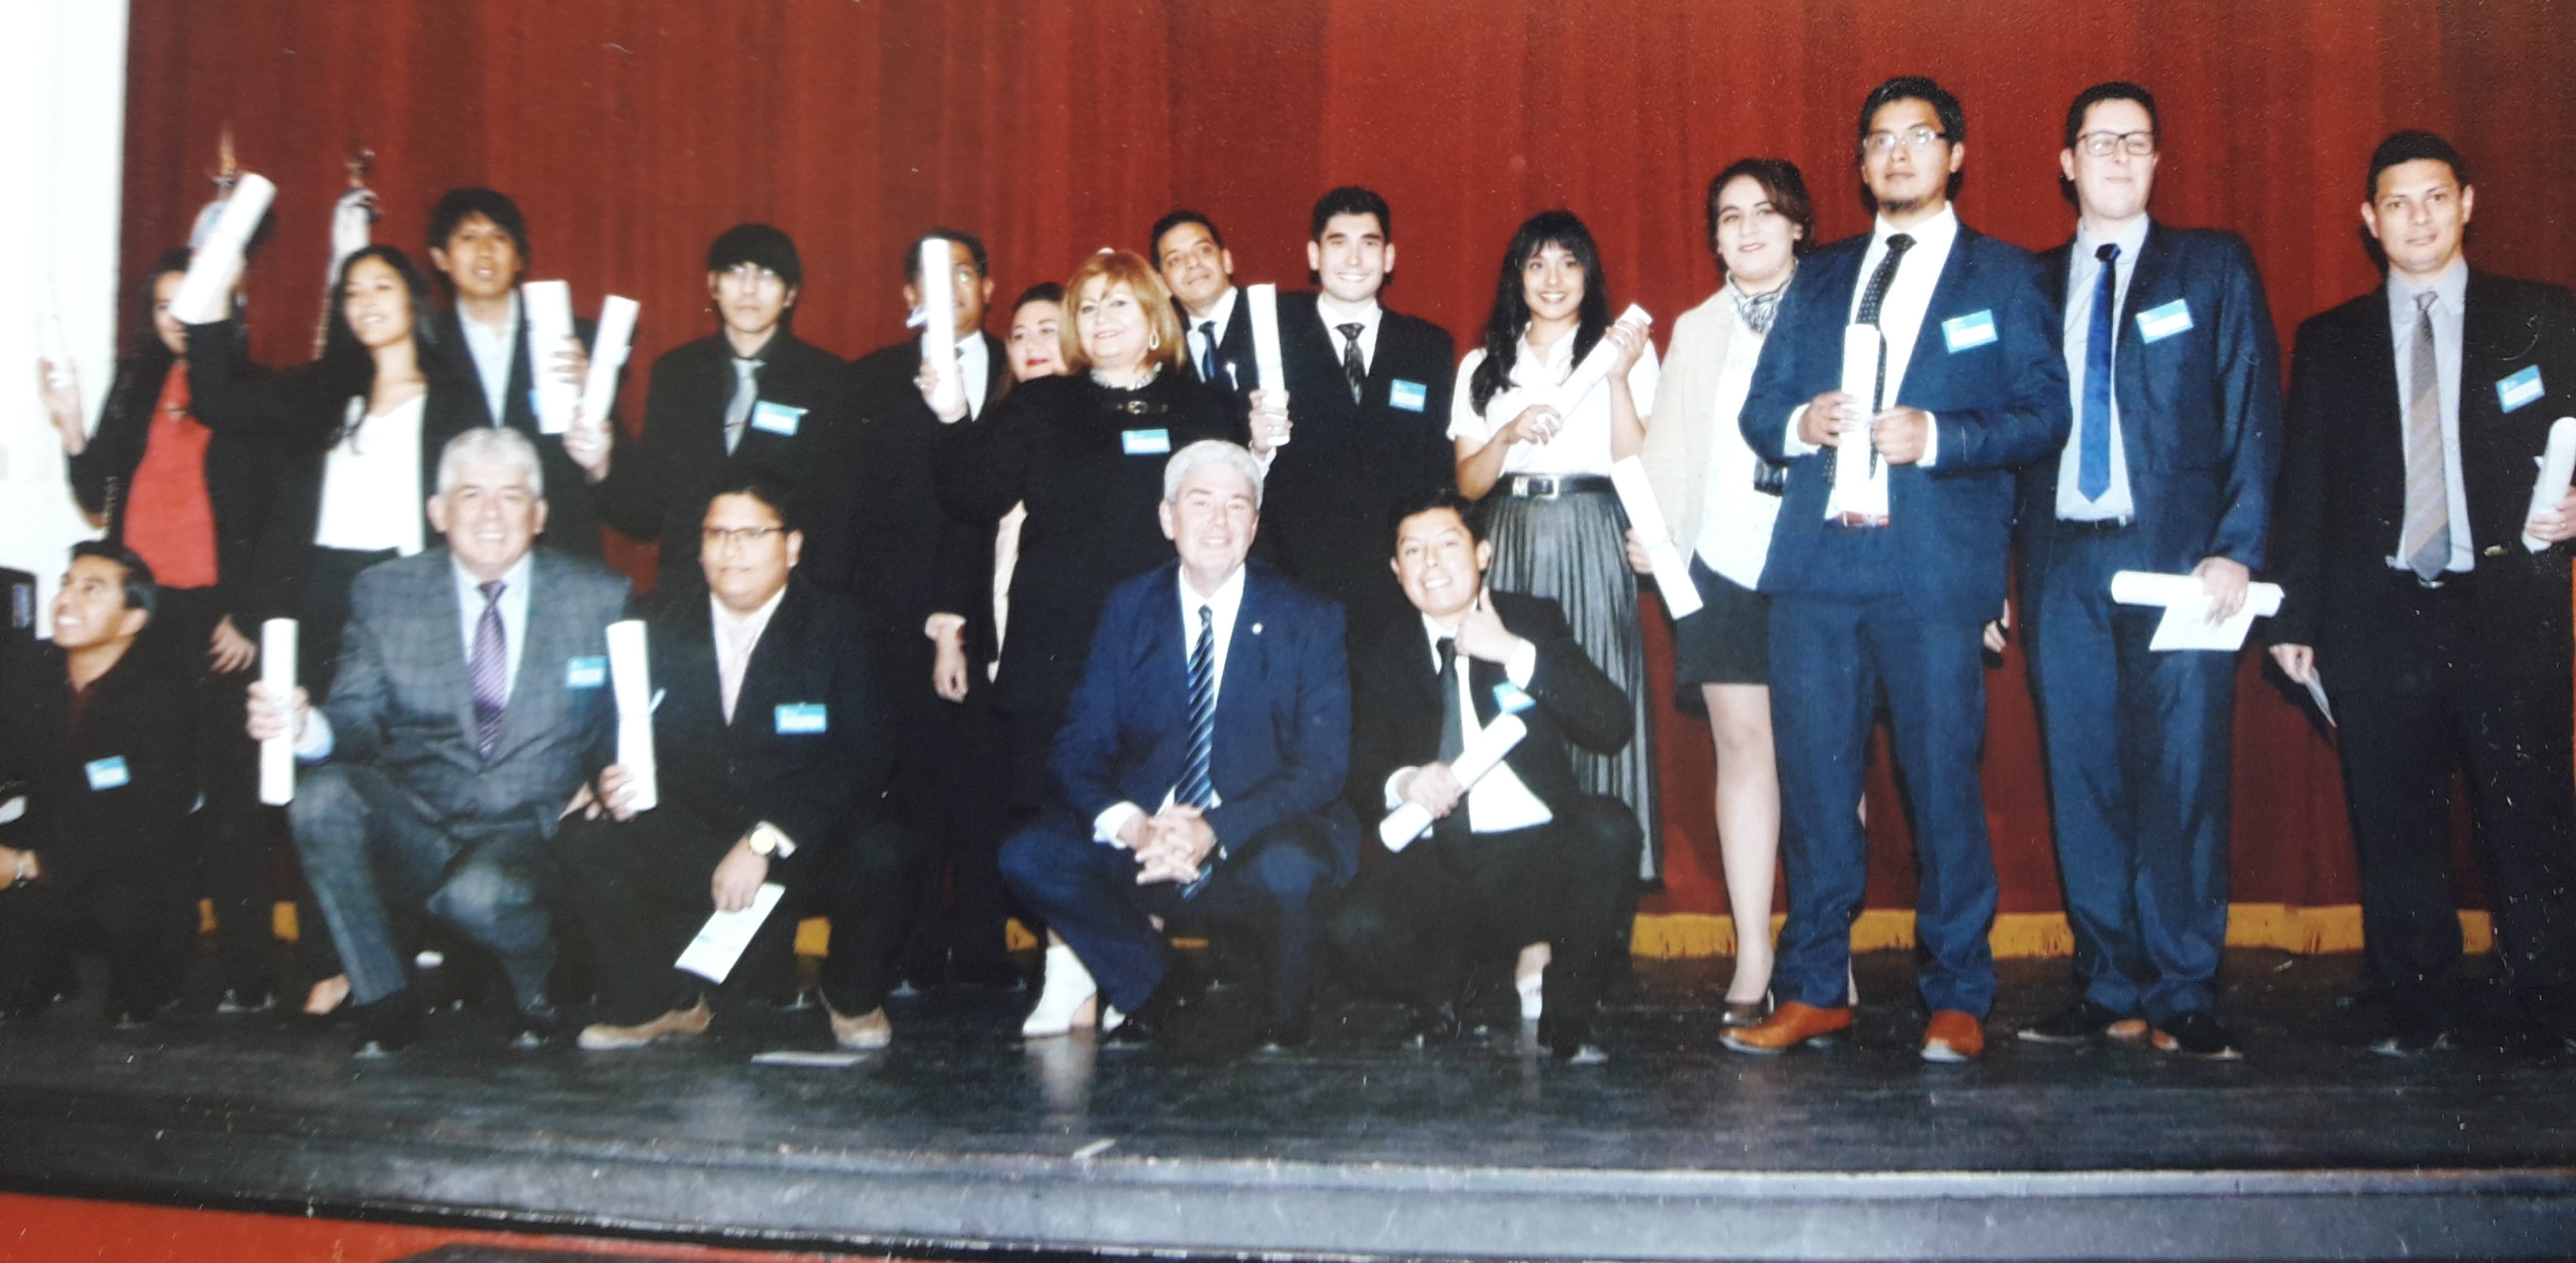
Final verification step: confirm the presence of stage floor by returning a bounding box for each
[2,948,2570,1261]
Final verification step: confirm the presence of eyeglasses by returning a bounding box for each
[2077,131,2158,158]
[702,526,785,548]
[719,264,786,289]
[1862,126,1948,157]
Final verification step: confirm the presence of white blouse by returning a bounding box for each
[314,395,426,555]
[1447,328,1660,477]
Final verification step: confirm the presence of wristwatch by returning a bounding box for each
[744,823,797,859]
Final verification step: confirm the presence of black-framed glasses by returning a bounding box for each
[2077,131,2158,158]
[1862,126,1948,157]
[702,526,786,548]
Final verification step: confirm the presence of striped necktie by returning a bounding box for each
[1177,604,1217,808]
[470,580,508,759]
[2399,290,2450,580]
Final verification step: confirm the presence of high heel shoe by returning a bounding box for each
[1720,989,1774,1029]
[1021,943,1100,1038]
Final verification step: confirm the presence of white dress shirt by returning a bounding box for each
[460,290,520,426]
[712,585,787,724]
[1694,288,1781,587]
[2054,215,2151,522]
[1186,286,1241,387]
[293,549,535,761]
[928,326,992,421]
[2386,258,2474,573]
[313,395,428,555]
[1382,613,1551,834]
[1447,329,1662,477]
[1314,294,1384,377]
[1781,204,1961,504]
[1092,563,1248,844]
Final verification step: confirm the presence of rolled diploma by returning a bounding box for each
[2107,570,2284,617]
[1379,714,1529,852]
[606,619,658,812]
[258,619,297,805]
[1607,458,1703,618]
[1830,324,1885,519]
[172,174,275,325]
[1246,284,1288,442]
[2522,417,2576,553]
[36,304,72,391]
[918,239,961,416]
[521,280,577,434]
[1550,304,1654,414]
[578,295,639,431]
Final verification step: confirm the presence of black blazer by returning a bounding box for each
[930,370,1244,724]
[0,639,196,891]
[428,304,619,560]
[1344,590,1629,836]
[595,330,855,597]
[844,332,1009,675]
[65,351,276,622]
[2270,269,2576,684]
[1267,293,1459,643]
[1184,294,1260,405]
[628,578,889,856]
[184,317,487,626]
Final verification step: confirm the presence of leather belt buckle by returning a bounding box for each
[1509,475,1562,499]
[1832,512,1889,529]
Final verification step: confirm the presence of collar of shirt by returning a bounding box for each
[1514,324,1582,384]
[2387,257,2470,334]
[451,549,534,703]
[1315,294,1384,372]
[1191,286,1240,340]
[460,290,521,424]
[1177,562,1250,706]
[712,583,789,666]
[2072,215,2153,291]
[1848,204,1962,406]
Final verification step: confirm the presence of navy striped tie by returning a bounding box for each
[1177,604,1216,808]
[470,580,508,759]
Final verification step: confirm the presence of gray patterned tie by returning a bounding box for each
[1338,324,1367,403]
[723,357,761,455]
[470,580,508,759]
[2399,290,2450,581]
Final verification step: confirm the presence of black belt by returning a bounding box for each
[1502,474,1615,499]
[2055,516,2133,535]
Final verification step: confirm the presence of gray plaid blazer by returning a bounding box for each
[320,547,630,831]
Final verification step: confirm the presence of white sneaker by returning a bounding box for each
[1516,971,1544,1022]
[1021,944,1099,1038]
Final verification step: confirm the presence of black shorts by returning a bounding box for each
[1671,554,1769,710]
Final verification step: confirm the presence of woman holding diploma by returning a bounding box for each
[1449,211,1662,885]
[1629,161,1814,1022]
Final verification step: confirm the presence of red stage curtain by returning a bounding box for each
[117,0,2576,921]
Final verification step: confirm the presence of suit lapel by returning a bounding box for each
[488,553,562,761]
[423,557,480,752]
[502,303,538,433]
[1900,228,1979,398]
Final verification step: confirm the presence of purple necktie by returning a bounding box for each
[470,580,508,759]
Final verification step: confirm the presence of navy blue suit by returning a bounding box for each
[999,560,1357,1024]
[1741,220,2070,1018]
[2017,223,2281,1025]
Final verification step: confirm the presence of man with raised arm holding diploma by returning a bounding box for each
[2268,130,2576,1057]
[1725,77,2068,1064]
[1153,211,1258,405]
[424,189,616,558]
[2010,84,2282,1061]
[246,428,629,1057]
[559,480,908,1052]
[1325,490,1636,1062]
[1265,187,1460,645]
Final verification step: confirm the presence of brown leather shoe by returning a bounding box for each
[1921,1009,1986,1062]
[1719,1000,1852,1054]
[577,996,712,1051]
[825,999,892,1050]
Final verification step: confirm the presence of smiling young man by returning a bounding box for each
[1152,211,1257,404]
[2268,130,2576,1057]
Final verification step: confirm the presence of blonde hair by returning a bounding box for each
[1061,249,1185,375]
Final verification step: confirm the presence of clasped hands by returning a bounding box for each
[1116,805,1219,886]
[1799,390,1929,465]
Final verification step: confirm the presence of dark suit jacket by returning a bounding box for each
[1343,590,1629,836]
[1051,559,1358,883]
[67,351,276,622]
[429,303,618,560]
[320,547,628,832]
[630,578,889,856]
[0,639,196,891]
[1184,293,1260,404]
[184,317,489,626]
[1266,293,1459,643]
[1742,224,2072,621]
[2018,223,2282,589]
[595,330,856,597]
[845,333,1009,676]
[2268,269,2576,683]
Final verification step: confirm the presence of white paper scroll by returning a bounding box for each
[918,239,962,417]
[2522,417,2576,553]
[521,281,577,434]
[258,619,297,805]
[35,302,72,392]
[1828,324,1887,521]
[578,295,639,432]
[676,881,787,983]
[1245,283,1289,433]
[1552,304,1654,414]
[173,174,275,326]
[606,619,658,813]
[1607,458,1704,619]
[2109,570,2284,652]
[1379,714,1530,852]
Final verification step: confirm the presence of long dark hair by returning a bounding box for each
[310,245,448,443]
[131,246,195,367]
[1468,210,1611,416]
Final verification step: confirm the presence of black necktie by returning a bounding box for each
[1338,323,1367,404]
[1855,233,1914,414]
[1196,321,1218,382]
[1435,637,1463,764]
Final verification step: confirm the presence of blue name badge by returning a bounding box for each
[1121,427,1172,456]
[565,656,607,690]
[2135,298,2194,343]
[1491,680,1536,715]
[1940,309,1999,352]
[2498,365,2545,414]
[750,400,805,436]
[84,756,131,791]
[775,703,828,735]
[1389,380,1429,412]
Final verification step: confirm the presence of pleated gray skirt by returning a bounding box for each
[1484,487,1661,883]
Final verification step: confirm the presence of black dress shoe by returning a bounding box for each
[1407,1001,1463,1046]
[1102,987,1183,1046]
[351,991,421,1057]
[2150,1010,2244,1061]
[215,988,277,1016]
[1538,1014,1605,1064]
[1257,1016,1311,1052]
[513,1002,564,1048]
[2016,998,2145,1045]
